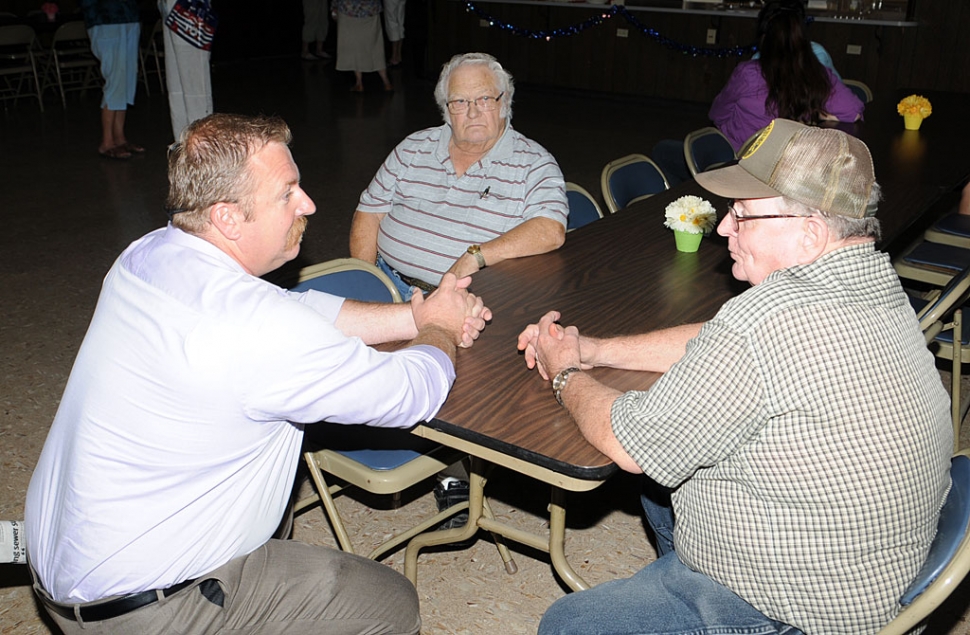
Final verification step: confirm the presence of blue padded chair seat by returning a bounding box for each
[932,214,970,239]
[900,455,970,605]
[291,269,396,301]
[903,243,970,273]
[336,448,425,470]
[566,188,602,231]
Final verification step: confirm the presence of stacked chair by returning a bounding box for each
[600,154,669,214]
[289,258,513,567]
[0,24,43,111]
[138,19,165,96]
[44,20,101,108]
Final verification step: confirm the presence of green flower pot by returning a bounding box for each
[674,230,703,253]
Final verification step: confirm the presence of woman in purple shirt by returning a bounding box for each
[709,0,864,152]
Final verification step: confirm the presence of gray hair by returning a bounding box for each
[779,182,883,241]
[434,53,515,126]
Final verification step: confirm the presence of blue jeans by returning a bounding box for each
[376,254,416,301]
[538,479,803,635]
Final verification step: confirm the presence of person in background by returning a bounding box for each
[750,0,841,81]
[302,0,332,61]
[652,0,854,185]
[383,0,404,66]
[333,0,392,91]
[350,52,567,300]
[80,0,143,160]
[709,0,863,152]
[520,119,952,635]
[158,0,214,140]
[26,113,490,635]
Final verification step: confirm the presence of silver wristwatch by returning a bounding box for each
[552,367,582,407]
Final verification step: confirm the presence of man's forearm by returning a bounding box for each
[410,325,457,366]
[587,323,702,373]
[349,210,384,263]
[479,217,565,267]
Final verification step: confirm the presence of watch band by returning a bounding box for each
[467,244,486,269]
[552,367,582,407]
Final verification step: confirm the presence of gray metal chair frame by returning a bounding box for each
[600,153,670,215]
[843,79,873,104]
[290,259,513,566]
[0,24,43,111]
[877,451,970,634]
[44,20,101,108]
[138,18,165,96]
[683,126,736,177]
[565,182,604,232]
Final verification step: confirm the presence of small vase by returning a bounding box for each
[903,113,923,131]
[674,230,703,253]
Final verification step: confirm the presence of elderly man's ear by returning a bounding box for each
[209,202,246,241]
[797,215,830,264]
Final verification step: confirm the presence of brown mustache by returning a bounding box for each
[286,215,308,250]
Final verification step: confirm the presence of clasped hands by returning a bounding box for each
[411,273,491,348]
[516,310,588,381]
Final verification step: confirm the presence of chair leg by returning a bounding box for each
[303,451,356,554]
[953,310,963,452]
[481,497,517,574]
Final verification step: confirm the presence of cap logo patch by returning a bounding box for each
[742,120,773,160]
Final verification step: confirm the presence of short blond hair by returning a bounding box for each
[166,114,292,234]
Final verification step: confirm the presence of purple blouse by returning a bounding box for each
[709,60,865,152]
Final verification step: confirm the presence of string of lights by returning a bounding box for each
[463,1,758,57]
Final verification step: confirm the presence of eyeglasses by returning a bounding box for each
[446,92,504,115]
[728,202,804,233]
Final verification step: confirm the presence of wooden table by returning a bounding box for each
[404,97,970,589]
[405,181,738,590]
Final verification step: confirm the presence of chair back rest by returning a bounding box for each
[915,263,970,332]
[52,20,89,45]
[0,24,35,48]
[565,182,604,231]
[290,257,402,303]
[684,127,736,176]
[843,79,873,104]
[601,154,669,214]
[899,454,970,607]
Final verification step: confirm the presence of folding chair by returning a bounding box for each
[138,19,165,96]
[910,264,970,450]
[894,241,970,287]
[289,258,513,565]
[600,154,669,214]
[44,20,100,108]
[878,452,970,634]
[683,127,736,177]
[843,79,873,104]
[0,24,43,111]
[565,182,604,231]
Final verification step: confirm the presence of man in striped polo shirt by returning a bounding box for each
[350,52,569,300]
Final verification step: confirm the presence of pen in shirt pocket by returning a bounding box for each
[480,186,490,199]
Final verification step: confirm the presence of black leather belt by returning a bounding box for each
[394,270,437,294]
[40,578,197,622]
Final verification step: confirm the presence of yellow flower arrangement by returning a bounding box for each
[897,94,932,119]
[664,195,718,235]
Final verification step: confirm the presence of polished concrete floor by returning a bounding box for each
[2,54,970,634]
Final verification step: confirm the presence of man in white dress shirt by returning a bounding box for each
[25,113,489,635]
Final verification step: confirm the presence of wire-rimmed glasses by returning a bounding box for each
[446,92,504,115]
[728,201,804,232]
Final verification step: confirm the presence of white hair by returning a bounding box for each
[434,52,514,126]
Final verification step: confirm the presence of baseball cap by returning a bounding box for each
[695,118,877,219]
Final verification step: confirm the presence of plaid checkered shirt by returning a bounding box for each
[612,242,952,633]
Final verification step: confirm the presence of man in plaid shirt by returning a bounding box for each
[519,119,952,635]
